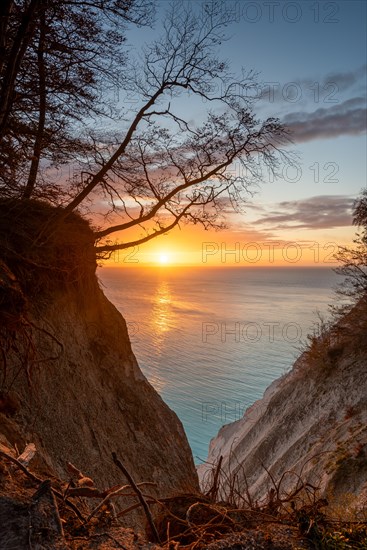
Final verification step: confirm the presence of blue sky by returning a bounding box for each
[115,0,366,265]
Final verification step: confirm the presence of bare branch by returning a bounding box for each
[112,452,161,544]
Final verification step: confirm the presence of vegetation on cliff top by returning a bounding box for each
[303,188,367,373]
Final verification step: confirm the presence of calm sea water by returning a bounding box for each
[98,266,340,462]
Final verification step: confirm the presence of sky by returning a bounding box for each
[106,0,367,267]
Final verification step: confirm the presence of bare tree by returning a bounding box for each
[0,0,153,198]
[61,2,290,254]
[1,1,291,255]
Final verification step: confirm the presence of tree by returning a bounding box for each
[0,0,153,199]
[0,1,290,256]
[334,189,367,308]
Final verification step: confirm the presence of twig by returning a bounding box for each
[66,461,84,478]
[0,449,85,522]
[116,501,146,517]
[112,452,161,544]
[67,486,104,498]
[85,484,137,523]
[85,482,156,523]
[68,533,128,549]
[206,455,223,501]
[0,448,40,482]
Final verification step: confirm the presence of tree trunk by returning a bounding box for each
[23,10,46,199]
[0,0,41,140]
[0,0,14,74]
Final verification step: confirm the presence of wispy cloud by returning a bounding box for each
[283,97,367,142]
[260,65,366,104]
[254,195,355,230]
[323,65,366,92]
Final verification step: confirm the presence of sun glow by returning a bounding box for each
[158,253,170,265]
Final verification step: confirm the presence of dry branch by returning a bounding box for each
[17,443,36,467]
[205,454,223,502]
[85,481,156,524]
[0,448,85,521]
[112,451,161,544]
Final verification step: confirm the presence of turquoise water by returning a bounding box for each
[99,266,340,462]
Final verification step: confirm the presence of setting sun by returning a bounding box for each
[158,253,170,265]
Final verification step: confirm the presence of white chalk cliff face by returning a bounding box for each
[198,300,367,506]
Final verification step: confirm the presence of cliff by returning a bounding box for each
[0,200,199,526]
[1,200,366,548]
[198,298,367,510]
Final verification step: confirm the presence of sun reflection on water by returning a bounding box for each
[152,280,174,336]
[145,279,176,393]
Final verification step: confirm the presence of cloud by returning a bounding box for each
[283,97,367,142]
[257,65,367,141]
[321,65,366,93]
[259,65,366,104]
[254,195,355,230]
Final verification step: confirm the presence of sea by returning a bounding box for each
[98,266,340,463]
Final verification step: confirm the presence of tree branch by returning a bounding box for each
[112,452,161,544]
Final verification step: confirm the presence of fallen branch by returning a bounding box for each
[0,449,85,521]
[112,451,161,544]
[116,498,156,518]
[66,486,104,498]
[17,443,36,467]
[85,481,157,524]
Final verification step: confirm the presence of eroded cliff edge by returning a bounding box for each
[198,298,367,508]
[0,200,199,505]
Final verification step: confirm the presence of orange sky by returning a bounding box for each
[104,220,355,268]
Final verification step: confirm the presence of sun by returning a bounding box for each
[158,253,170,265]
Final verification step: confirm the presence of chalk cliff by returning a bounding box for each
[198,298,367,508]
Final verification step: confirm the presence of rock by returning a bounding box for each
[198,300,367,508]
[0,259,26,325]
[0,483,67,550]
[0,257,199,525]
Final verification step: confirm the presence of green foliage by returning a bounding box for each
[313,524,367,549]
